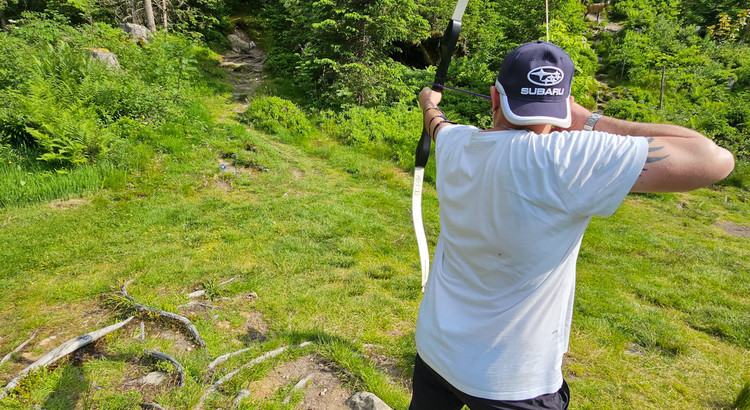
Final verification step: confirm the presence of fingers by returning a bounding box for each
[419,87,442,110]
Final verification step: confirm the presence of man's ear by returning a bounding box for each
[491,86,501,112]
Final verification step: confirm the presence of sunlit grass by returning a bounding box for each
[0,95,747,408]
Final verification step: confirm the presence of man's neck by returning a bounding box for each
[488,119,553,134]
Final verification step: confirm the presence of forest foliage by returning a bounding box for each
[0,0,749,199]
[251,0,750,164]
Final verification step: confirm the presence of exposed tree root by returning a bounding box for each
[111,280,206,348]
[207,347,253,371]
[194,341,313,409]
[0,317,134,399]
[0,330,37,366]
[282,373,314,404]
[232,389,251,408]
[143,349,186,387]
[140,403,166,410]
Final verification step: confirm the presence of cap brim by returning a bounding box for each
[496,80,571,128]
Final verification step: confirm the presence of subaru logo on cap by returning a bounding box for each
[527,66,564,86]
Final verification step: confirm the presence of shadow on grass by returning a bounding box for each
[41,362,89,409]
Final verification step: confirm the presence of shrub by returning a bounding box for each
[321,103,423,171]
[0,35,34,91]
[242,96,313,142]
[717,159,750,190]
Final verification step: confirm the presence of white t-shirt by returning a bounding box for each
[415,124,648,401]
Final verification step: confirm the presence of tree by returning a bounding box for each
[0,0,15,30]
[0,8,7,31]
[143,0,156,30]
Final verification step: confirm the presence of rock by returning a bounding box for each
[89,48,120,69]
[228,34,255,53]
[140,371,169,386]
[346,391,393,410]
[121,23,150,43]
[187,289,206,298]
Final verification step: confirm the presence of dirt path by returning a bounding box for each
[211,30,384,409]
[219,28,267,102]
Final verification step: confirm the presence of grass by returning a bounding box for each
[0,147,127,208]
[0,96,748,408]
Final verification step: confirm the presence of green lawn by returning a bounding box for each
[0,97,748,408]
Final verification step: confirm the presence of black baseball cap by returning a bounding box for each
[495,41,574,128]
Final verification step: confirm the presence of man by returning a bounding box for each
[412,40,734,410]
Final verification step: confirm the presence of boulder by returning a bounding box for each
[346,391,393,410]
[89,48,120,69]
[121,23,150,43]
[228,34,256,53]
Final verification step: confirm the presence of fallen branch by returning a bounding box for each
[0,317,134,399]
[113,280,206,348]
[0,330,37,366]
[207,347,252,371]
[195,341,313,409]
[143,349,185,387]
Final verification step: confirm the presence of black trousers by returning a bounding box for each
[409,354,570,410]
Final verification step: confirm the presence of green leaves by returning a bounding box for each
[242,96,314,143]
[262,0,430,107]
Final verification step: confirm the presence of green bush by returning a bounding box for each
[0,35,33,91]
[717,159,750,190]
[603,99,658,123]
[321,103,423,172]
[242,96,313,142]
[0,13,230,205]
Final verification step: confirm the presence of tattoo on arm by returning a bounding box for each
[639,137,670,178]
[645,137,670,164]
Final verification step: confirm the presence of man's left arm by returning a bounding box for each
[419,87,451,141]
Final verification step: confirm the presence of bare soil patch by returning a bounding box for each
[48,198,90,209]
[717,222,750,238]
[363,344,408,386]
[246,354,354,409]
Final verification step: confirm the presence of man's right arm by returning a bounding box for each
[564,101,735,193]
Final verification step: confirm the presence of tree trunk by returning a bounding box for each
[0,9,8,32]
[144,0,156,31]
[127,0,138,24]
[659,66,666,110]
[161,0,168,31]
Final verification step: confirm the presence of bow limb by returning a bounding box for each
[413,0,469,292]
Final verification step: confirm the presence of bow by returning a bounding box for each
[413,0,469,292]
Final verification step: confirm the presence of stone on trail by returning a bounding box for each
[228,34,256,53]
